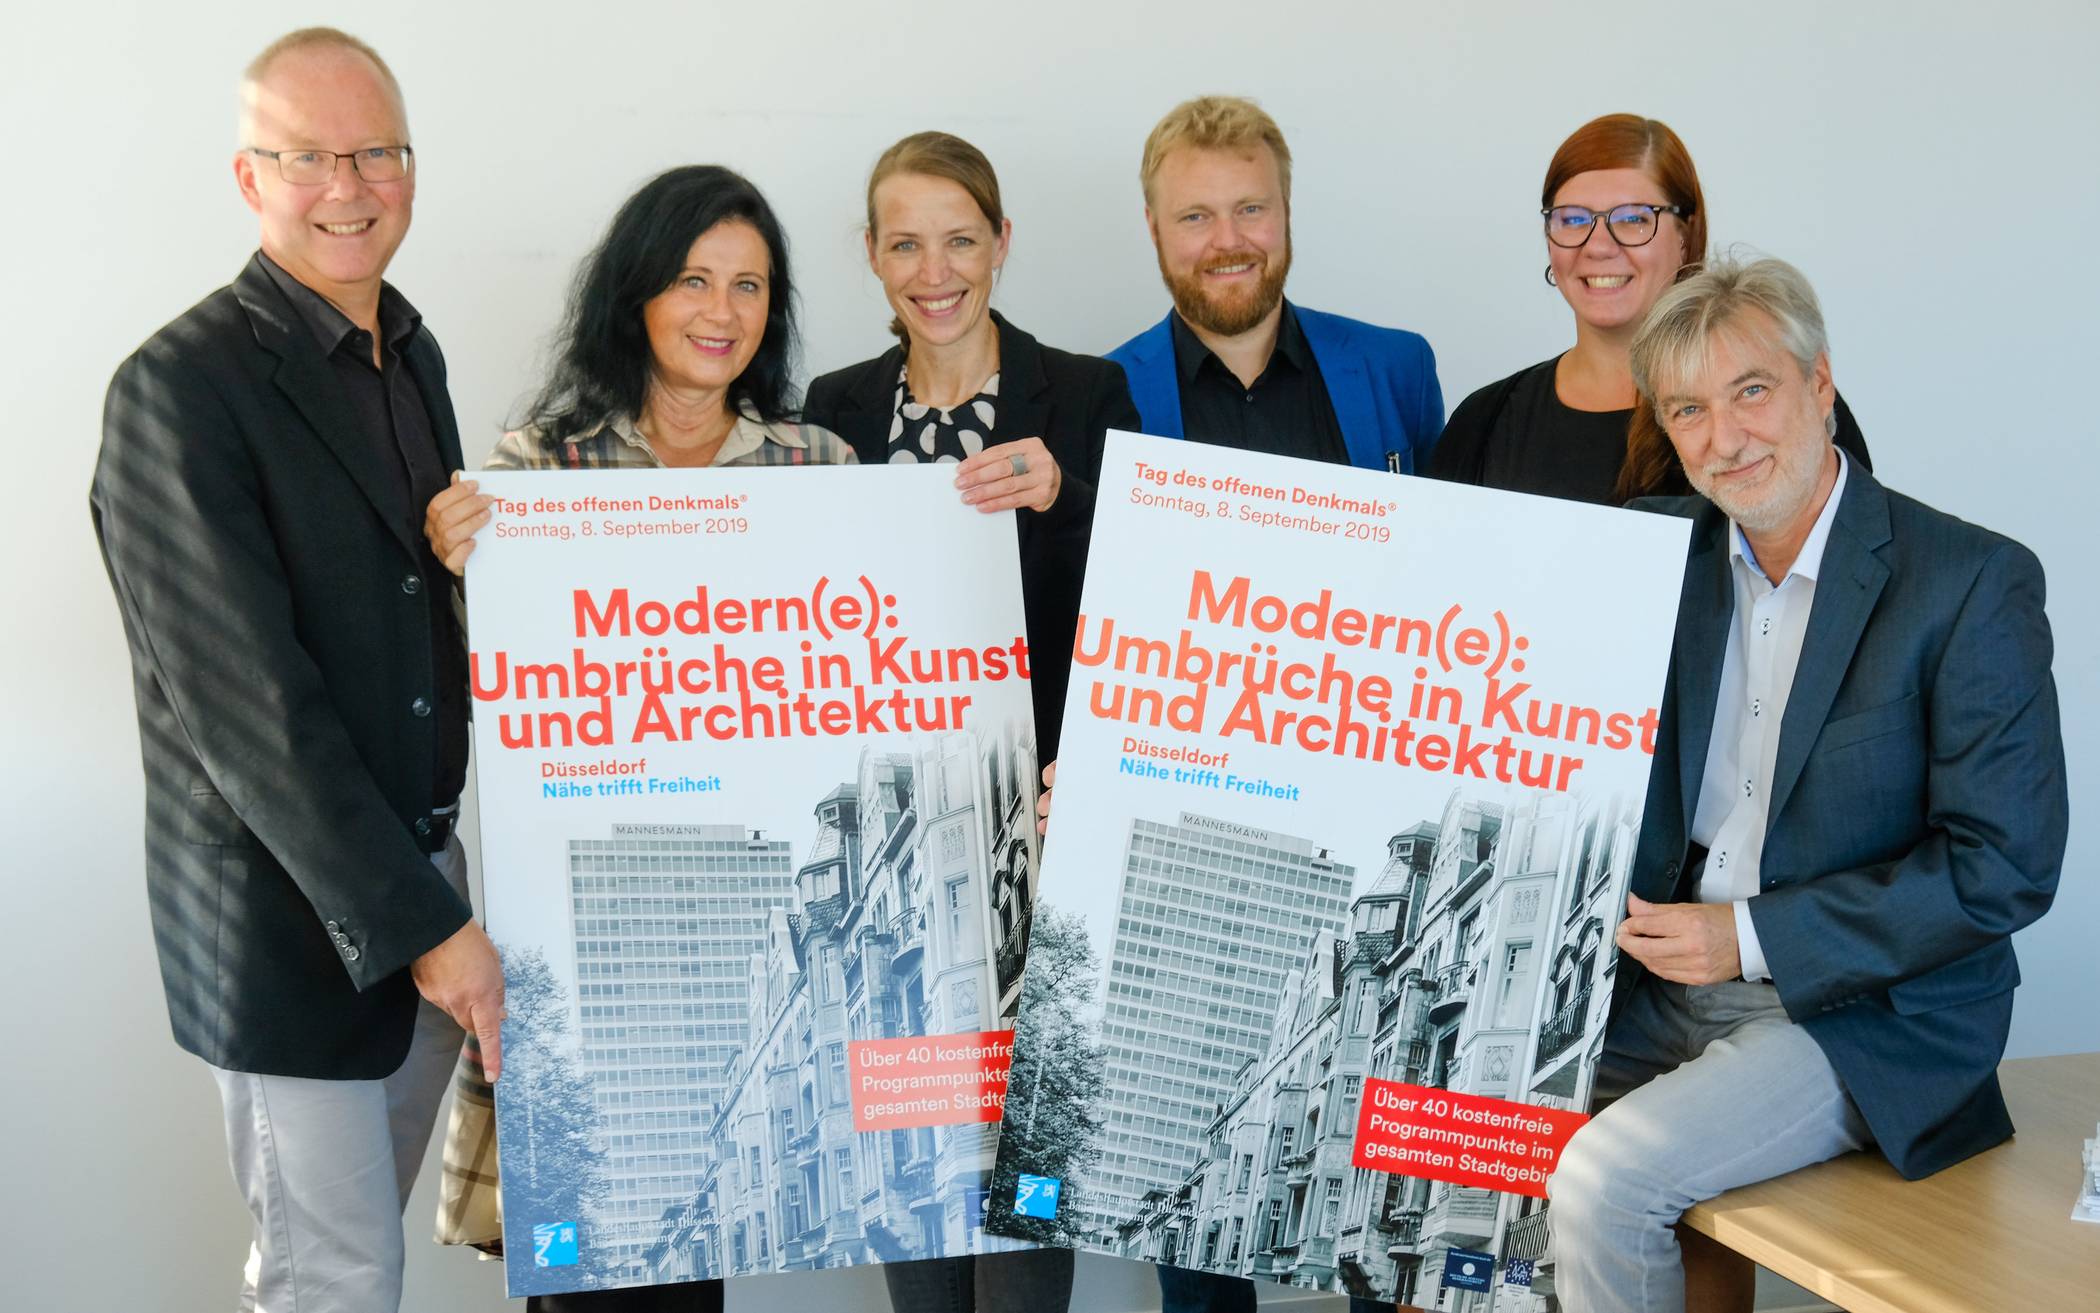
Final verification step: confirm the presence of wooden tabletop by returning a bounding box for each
[1681,1051,2100,1313]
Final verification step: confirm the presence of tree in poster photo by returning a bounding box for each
[499,947,616,1290]
[987,905,1106,1246]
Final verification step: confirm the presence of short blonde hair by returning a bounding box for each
[240,27,406,141]
[1140,95,1293,207]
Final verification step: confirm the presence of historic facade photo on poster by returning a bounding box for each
[465,467,1038,1297]
[989,433,1689,1309]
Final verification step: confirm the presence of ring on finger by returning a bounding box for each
[1009,454,1028,478]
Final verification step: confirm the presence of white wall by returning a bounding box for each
[4,3,2093,1309]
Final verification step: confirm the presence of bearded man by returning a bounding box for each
[1107,95,1444,474]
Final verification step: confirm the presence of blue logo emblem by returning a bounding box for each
[533,1221,579,1268]
[1504,1257,1535,1288]
[1440,1246,1495,1292]
[1013,1174,1062,1219]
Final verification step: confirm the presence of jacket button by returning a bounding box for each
[411,697,432,718]
[332,932,350,947]
[402,574,422,595]
[1664,860,1679,880]
[344,946,361,963]
[325,920,341,934]
[414,817,432,837]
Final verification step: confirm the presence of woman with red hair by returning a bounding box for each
[1430,113,1869,503]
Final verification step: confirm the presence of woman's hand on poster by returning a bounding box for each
[425,471,495,575]
[957,436,1062,513]
[1036,760,1056,836]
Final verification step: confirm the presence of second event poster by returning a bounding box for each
[989,432,1690,1309]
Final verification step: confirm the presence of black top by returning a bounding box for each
[1430,354,1873,505]
[1170,305,1349,465]
[803,313,1140,760]
[260,254,467,804]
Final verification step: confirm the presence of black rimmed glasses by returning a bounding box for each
[1542,202,1686,248]
[247,145,414,185]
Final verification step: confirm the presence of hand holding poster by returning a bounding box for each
[989,433,1690,1308]
[465,467,1038,1296]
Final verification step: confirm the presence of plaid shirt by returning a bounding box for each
[435,408,852,1256]
[485,409,857,470]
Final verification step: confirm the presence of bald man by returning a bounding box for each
[92,28,502,1312]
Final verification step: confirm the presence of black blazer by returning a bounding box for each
[1627,465,2065,1178]
[804,313,1139,759]
[93,255,474,1079]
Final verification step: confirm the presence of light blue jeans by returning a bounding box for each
[1548,977,1871,1313]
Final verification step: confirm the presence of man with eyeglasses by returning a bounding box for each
[92,28,501,1313]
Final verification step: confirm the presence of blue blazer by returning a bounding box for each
[1627,465,2066,1179]
[1106,303,1444,473]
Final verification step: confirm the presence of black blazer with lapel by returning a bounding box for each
[1626,464,2065,1178]
[93,255,474,1079]
[803,313,1140,759]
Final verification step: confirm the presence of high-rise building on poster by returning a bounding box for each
[991,433,1688,1310]
[461,467,1041,1298]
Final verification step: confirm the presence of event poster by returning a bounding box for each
[466,467,1036,1297]
[988,433,1689,1309]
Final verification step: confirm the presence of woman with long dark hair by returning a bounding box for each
[1428,113,1869,504]
[425,164,850,1313]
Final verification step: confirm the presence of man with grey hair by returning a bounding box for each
[93,27,502,1312]
[1546,256,2066,1312]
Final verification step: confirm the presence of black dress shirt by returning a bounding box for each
[259,254,468,806]
[1169,305,1349,465]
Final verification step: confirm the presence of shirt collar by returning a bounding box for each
[257,250,422,357]
[1169,302,1305,386]
[576,408,807,463]
[1731,447,1849,584]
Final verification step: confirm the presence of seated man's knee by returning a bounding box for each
[1550,1111,1671,1239]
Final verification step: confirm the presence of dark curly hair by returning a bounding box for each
[521,165,800,443]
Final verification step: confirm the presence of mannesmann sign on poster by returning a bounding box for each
[988,432,1689,1309]
[464,467,1039,1298]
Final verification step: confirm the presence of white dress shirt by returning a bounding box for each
[1690,450,1850,982]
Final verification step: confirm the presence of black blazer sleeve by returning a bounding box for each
[1033,358,1139,534]
[94,336,472,994]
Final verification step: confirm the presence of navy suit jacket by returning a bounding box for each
[1106,302,1444,472]
[1626,464,2065,1178]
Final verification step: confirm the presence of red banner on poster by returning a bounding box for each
[1351,1078,1588,1199]
[850,1031,1014,1131]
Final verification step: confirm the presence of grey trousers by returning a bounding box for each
[1547,977,1871,1313]
[209,836,470,1313]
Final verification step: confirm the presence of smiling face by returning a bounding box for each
[235,44,412,307]
[1146,144,1291,337]
[641,220,772,400]
[1547,166,1687,336]
[1657,310,1836,535]
[867,172,1009,351]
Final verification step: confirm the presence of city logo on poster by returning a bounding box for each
[1504,1257,1535,1288]
[1441,1247,1495,1292]
[533,1221,579,1268]
[1013,1175,1062,1219]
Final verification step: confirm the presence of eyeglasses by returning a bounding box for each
[247,145,414,185]
[1542,202,1686,249]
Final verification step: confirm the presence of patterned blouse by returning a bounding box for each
[485,408,857,470]
[884,367,1000,464]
